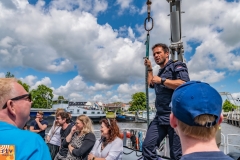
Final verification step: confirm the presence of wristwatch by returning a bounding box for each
[161,77,166,85]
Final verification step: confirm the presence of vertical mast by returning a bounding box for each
[167,0,185,63]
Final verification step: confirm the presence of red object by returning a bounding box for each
[136,137,139,150]
[119,132,131,138]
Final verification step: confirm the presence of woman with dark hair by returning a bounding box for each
[88,118,123,160]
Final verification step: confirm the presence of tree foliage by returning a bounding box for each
[128,92,146,111]
[58,96,64,100]
[18,80,30,92]
[31,84,54,108]
[222,99,237,112]
[53,95,68,104]
[5,72,14,78]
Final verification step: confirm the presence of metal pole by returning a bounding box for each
[145,34,150,126]
[144,0,153,126]
[167,0,184,63]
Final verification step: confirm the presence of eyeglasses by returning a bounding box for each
[2,94,32,109]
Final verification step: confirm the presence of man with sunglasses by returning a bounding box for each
[0,78,51,160]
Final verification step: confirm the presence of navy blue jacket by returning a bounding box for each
[151,60,190,124]
[30,119,48,138]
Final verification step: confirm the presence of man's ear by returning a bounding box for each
[218,114,224,124]
[7,100,16,116]
[170,112,177,128]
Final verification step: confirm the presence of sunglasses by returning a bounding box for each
[2,94,32,109]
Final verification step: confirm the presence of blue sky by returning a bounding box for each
[0,0,240,104]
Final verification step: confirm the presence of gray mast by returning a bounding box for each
[167,0,185,63]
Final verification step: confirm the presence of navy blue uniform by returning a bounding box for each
[143,60,190,160]
[181,151,233,160]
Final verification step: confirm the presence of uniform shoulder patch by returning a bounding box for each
[175,65,183,69]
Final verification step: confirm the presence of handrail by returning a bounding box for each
[226,134,240,154]
[221,133,226,154]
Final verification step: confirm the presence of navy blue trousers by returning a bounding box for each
[142,116,182,160]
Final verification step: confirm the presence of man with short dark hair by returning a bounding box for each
[30,111,48,139]
[143,43,190,160]
[54,112,73,160]
[0,78,51,159]
[170,81,232,160]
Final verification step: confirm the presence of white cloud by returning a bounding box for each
[54,76,87,98]
[189,70,225,83]
[92,0,108,15]
[238,79,240,83]
[0,36,15,48]
[231,92,240,105]
[116,0,133,10]
[117,83,144,94]
[116,0,139,15]
[0,49,9,55]
[93,94,104,102]
[31,77,52,90]
[50,0,108,16]
[0,1,146,84]
[89,83,112,91]
[68,93,85,101]
[0,72,5,78]
[106,91,112,96]
[20,75,37,86]
[128,27,135,40]
[1,0,240,105]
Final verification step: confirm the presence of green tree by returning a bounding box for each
[17,80,30,92]
[128,92,146,111]
[5,72,14,78]
[31,84,54,109]
[58,96,64,100]
[222,99,237,112]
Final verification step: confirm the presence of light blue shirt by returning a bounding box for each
[0,121,51,160]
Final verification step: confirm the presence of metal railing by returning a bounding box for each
[226,134,240,154]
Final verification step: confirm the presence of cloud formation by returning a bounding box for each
[0,0,239,103]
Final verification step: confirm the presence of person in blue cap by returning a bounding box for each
[143,43,190,160]
[170,81,233,160]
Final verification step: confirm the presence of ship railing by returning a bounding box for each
[226,134,240,154]
[93,128,169,158]
[221,133,227,154]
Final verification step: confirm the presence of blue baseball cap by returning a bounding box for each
[171,81,222,127]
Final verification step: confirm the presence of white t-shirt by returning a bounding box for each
[47,125,61,146]
[91,137,123,160]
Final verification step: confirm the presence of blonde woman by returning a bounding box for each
[63,115,96,160]
[46,108,65,160]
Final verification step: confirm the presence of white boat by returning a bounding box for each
[30,102,106,123]
[52,102,106,122]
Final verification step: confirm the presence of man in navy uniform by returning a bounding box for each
[143,43,190,160]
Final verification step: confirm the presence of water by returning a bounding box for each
[92,122,148,130]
